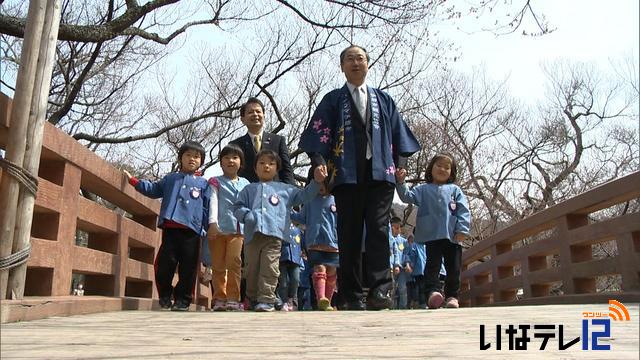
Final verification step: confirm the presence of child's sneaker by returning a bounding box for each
[287,299,297,311]
[445,297,459,308]
[427,291,444,309]
[226,301,243,311]
[318,297,331,311]
[212,299,226,312]
[274,298,284,311]
[159,297,172,310]
[254,303,275,312]
[171,300,190,312]
[280,302,291,311]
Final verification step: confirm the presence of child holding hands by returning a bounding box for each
[291,181,339,311]
[232,149,327,312]
[124,141,210,311]
[277,219,305,311]
[395,153,471,309]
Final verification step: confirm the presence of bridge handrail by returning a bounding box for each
[0,93,211,310]
[460,170,640,306]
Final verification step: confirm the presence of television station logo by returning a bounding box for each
[480,299,631,351]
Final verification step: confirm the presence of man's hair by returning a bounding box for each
[219,143,245,170]
[425,152,458,184]
[240,97,265,117]
[339,45,371,64]
[255,149,281,171]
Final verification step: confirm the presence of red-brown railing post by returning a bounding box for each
[52,162,81,296]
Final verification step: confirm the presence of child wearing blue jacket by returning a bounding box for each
[277,220,305,311]
[292,182,339,311]
[207,144,250,311]
[395,152,471,309]
[403,233,426,309]
[390,217,409,309]
[297,255,313,311]
[232,149,327,312]
[124,141,211,311]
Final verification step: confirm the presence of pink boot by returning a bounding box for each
[313,271,330,310]
[324,273,337,311]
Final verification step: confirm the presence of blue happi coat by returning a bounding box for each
[298,85,420,187]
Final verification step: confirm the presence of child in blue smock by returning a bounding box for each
[403,233,426,309]
[232,149,327,312]
[388,225,401,309]
[395,152,471,309]
[277,219,304,311]
[292,181,339,311]
[207,144,250,311]
[124,141,211,311]
[390,217,409,309]
[297,254,313,311]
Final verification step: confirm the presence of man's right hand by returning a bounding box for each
[123,170,132,181]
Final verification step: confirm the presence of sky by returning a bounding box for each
[445,0,639,103]
[3,1,637,112]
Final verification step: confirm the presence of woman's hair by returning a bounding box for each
[425,152,458,184]
[255,149,281,171]
[219,143,245,170]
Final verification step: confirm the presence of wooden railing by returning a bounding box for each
[460,171,640,306]
[0,93,211,319]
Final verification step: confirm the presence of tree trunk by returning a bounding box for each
[0,0,48,299]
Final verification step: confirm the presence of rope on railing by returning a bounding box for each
[0,244,31,271]
[0,156,38,270]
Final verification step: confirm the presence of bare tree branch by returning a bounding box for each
[0,0,224,44]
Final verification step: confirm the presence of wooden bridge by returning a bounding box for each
[1,304,638,358]
[1,93,639,358]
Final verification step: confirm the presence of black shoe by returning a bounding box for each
[345,299,366,311]
[159,297,172,310]
[367,289,393,310]
[171,300,190,312]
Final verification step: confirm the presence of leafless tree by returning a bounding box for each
[392,59,637,244]
[508,60,638,212]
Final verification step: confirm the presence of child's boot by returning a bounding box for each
[313,271,330,310]
[427,291,444,309]
[324,273,337,311]
[444,297,459,308]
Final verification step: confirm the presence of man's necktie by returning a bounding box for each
[353,87,372,159]
[254,134,261,152]
[353,87,366,120]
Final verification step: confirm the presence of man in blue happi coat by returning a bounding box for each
[298,45,420,310]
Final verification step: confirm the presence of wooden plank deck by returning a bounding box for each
[1,304,638,359]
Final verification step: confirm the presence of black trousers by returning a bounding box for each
[155,228,200,304]
[333,181,394,303]
[423,239,462,298]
